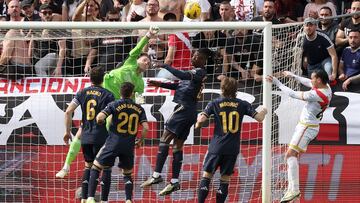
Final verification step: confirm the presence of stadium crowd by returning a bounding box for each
[0,0,358,92]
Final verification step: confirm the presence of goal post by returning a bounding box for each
[0,21,306,202]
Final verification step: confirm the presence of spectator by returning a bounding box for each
[33,4,65,76]
[136,0,165,61]
[275,0,304,23]
[249,0,281,81]
[35,0,62,14]
[252,0,280,24]
[192,22,227,81]
[339,29,360,91]
[126,0,146,22]
[335,1,360,56]
[85,10,133,73]
[224,29,262,81]
[157,12,192,80]
[158,0,185,21]
[216,1,236,39]
[100,0,128,20]
[61,0,81,21]
[68,0,101,75]
[0,0,33,80]
[21,0,41,21]
[302,17,338,81]
[319,6,338,44]
[303,0,336,19]
[230,0,258,21]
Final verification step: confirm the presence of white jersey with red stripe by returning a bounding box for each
[299,85,332,125]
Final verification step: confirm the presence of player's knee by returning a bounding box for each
[202,171,213,179]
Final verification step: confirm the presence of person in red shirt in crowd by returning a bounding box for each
[157,12,192,80]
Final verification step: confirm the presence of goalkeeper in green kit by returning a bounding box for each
[56,26,159,178]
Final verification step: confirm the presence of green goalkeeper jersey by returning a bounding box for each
[103,36,149,99]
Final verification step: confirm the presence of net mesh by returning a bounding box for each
[0,23,303,202]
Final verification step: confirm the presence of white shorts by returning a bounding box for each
[289,123,319,153]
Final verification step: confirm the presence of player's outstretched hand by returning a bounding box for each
[265,75,273,83]
[147,80,162,87]
[135,138,144,148]
[63,132,72,145]
[146,26,160,38]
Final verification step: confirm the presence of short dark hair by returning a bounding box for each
[319,6,332,15]
[106,9,120,17]
[312,69,329,85]
[197,48,212,60]
[90,66,105,85]
[221,76,238,98]
[349,28,360,34]
[121,82,135,98]
[163,12,177,21]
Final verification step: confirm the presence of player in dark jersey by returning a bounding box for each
[195,77,267,203]
[61,67,115,203]
[140,48,212,196]
[86,82,149,203]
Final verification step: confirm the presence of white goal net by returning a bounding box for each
[0,21,303,202]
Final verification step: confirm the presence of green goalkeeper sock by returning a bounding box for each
[64,136,81,166]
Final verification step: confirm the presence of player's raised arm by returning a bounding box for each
[122,26,160,67]
[266,75,305,100]
[283,71,312,88]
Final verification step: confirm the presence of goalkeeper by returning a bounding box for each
[56,26,159,179]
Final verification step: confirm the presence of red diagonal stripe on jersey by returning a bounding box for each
[313,87,329,111]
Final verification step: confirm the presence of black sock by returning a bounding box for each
[124,175,133,201]
[172,150,183,179]
[198,177,211,203]
[154,142,169,174]
[100,168,112,201]
[81,167,91,200]
[88,168,100,198]
[216,181,229,203]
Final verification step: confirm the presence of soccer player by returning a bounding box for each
[195,76,267,203]
[62,67,115,203]
[140,48,211,196]
[55,26,159,178]
[86,82,149,203]
[266,69,332,203]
